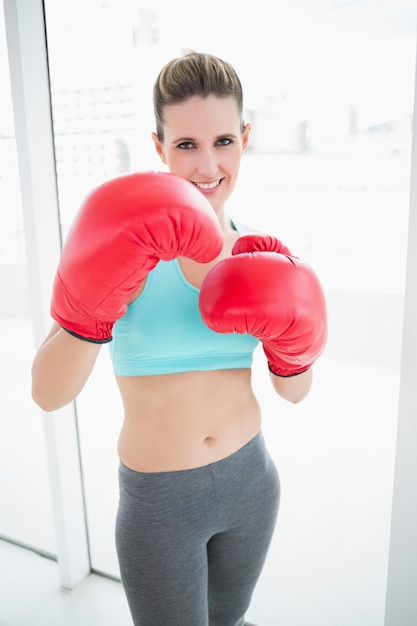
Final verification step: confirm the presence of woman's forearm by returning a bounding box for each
[269,367,313,404]
[31,323,101,411]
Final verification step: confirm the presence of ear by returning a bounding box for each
[151,132,168,165]
[242,123,251,153]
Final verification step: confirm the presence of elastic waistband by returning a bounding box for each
[119,431,265,481]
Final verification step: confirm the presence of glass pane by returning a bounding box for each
[0,1,56,554]
[44,0,415,623]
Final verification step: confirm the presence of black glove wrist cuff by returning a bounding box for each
[62,326,113,344]
[268,364,310,378]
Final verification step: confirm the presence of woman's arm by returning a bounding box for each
[31,323,101,412]
[269,367,313,404]
[199,234,327,406]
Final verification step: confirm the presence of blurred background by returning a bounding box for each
[0,1,416,624]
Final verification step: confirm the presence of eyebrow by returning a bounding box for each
[171,137,194,144]
[171,133,239,144]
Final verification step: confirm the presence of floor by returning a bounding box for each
[0,539,133,626]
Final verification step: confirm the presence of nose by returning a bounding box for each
[196,147,218,179]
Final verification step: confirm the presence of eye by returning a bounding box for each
[215,137,233,147]
[177,141,195,150]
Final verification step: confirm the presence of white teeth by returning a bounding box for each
[195,180,220,190]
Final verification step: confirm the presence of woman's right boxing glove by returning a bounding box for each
[51,171,223,343]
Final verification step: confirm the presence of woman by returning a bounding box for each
[32,51,327,626]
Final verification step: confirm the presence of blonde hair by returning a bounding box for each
[153,51,244,140]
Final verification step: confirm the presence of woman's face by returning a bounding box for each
[152,95,251,214]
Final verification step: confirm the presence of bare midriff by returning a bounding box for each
[116,368,262,472]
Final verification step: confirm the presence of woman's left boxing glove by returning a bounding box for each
[199,234,327,376]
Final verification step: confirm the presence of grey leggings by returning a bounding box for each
[116,432,280,626]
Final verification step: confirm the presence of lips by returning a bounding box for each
[193,179,222,190]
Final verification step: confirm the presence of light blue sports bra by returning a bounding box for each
[109,222,259,376]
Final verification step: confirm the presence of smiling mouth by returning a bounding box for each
[193,179,223,190]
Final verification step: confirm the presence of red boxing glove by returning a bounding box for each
[51,171,223,343]
[199,233,327,376]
